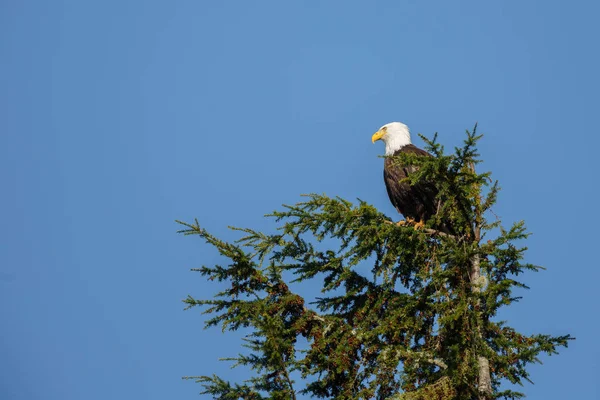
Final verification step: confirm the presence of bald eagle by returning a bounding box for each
[372,122,443,231]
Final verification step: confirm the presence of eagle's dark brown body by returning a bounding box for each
[383,144,440,226]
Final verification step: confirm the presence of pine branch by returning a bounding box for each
[383,219,457,239]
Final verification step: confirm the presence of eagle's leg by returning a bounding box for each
[413,220,425,230]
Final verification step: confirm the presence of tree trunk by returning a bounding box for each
[471,238,491,399]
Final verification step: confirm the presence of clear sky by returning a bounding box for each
[1,1,598,399]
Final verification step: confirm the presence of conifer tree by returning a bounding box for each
[178,127,572,399]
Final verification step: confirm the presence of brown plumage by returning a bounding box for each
[383,144,439,226]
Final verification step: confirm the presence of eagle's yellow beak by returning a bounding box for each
[371,130,385,143]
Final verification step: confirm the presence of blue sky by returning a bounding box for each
[1,1,598,399]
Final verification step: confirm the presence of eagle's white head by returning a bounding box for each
[371,122,412,155]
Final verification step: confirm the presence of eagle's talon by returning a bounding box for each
[414,220,425,230]
[396,217,416,227]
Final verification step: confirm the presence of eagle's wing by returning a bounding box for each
[385,145,438,220]
[383,160,408,214]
